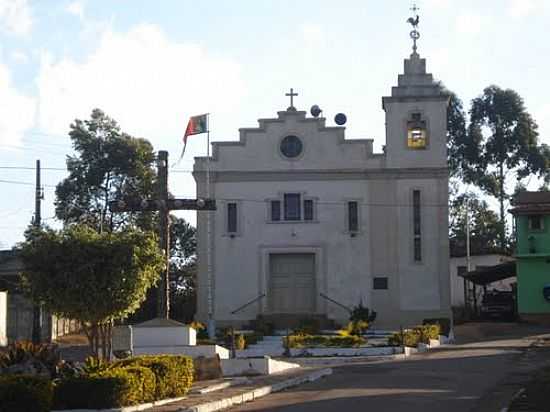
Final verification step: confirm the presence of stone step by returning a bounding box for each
[236,348,286,358]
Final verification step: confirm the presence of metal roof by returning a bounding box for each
[459,261,517,286]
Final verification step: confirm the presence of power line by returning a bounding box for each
[0,166,66,171]
[0,179,57,188]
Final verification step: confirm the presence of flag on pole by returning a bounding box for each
[184,114,208,144]
[175,114,208,165]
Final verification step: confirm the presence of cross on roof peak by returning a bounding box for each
[285,88,298,110]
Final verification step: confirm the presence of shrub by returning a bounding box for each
[81,355,112,375]
[235,334,246,350]
[284,334,365,348]
[350,303,377,323]
[422,318,451,336]
[340,320,369,336]
[0,374,53,412]
[0,341,60,378]
[388,324,441,347]
[418,324,441,342]
[122,366,156,403]
[388,329,421,347]
[53,369,142,409]
[190,321,209,340]
[114,355,193,399]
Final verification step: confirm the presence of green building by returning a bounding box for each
[511,192,550,323]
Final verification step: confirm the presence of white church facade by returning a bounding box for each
[194,49,452,329]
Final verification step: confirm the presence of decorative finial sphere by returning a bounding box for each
[335,113,347,125]
[310,105,322,118]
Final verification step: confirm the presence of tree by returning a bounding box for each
[169,217,197,323]
[55,109,157,232]
[19,225,164,358]
[445,90,469,179]
[464,86,550,249]
[449,192,503,256]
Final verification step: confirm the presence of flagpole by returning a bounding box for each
[206,114,215,339]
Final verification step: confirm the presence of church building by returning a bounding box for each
[193,21,451,330]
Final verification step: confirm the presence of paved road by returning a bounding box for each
[230,323,550,412]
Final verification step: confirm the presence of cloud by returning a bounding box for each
[535,103,550,145]
[301,23,324,46]
[0,0,31,35]
[507,0,542,18]
[454,12,486,36]
[66,0,85,20]
[11,50,28,64]
[36,24,245,145]
[0,62,36,145]
[423,0,451,10]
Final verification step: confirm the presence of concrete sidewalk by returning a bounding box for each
[149,367,332,412]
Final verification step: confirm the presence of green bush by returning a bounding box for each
[340,320,369,336]
[350,303,377,323]
[0,374,53,412]
[235,334,246,350]
[418,324,441,342]
[123,366,156,403]
[53,369,142,409]
[284,334,365,348]
[0,341,60,378]
[114,355,193,399]
[388,324,441,347]
[81,355,111,375]
[190,321,209,340]
[422,318,450,336]
[388,329,421,347]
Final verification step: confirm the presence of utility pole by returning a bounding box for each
[109,150,216,320]
[31,159,44,344]
[157,151,170,319]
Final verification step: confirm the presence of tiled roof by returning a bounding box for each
[510,191,550,215]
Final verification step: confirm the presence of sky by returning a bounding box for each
[0,0,549,248]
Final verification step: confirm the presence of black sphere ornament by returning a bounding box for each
[335,113,347,125]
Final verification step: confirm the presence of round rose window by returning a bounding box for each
[280,135,303,158]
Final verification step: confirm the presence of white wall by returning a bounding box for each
[450,255,515,307]
[194,54,452,329]
[210,179,371,324]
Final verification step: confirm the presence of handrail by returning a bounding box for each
[319,292,352,314]
[231,293,266,315]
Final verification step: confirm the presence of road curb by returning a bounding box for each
[500,388,526,412]
[177,368,333,412]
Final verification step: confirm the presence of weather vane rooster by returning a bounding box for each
[407,4,421,54]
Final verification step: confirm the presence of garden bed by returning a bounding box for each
[0,342,195,412]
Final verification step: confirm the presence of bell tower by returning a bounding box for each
[382,6,449,169]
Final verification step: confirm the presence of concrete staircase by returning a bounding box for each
[236,335,286,358]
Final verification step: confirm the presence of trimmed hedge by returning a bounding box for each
[388,323,442,347]
[123,366,156,403]
[53,368,143,409]
[0,374,54,412]
[422,318,451,336]
[53,355,193,409]
[114,355,193,399]
[285,334,365,348]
